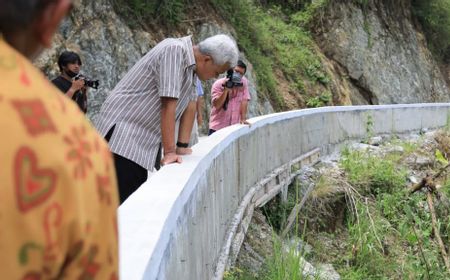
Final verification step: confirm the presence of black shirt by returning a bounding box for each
[51,76,87,113]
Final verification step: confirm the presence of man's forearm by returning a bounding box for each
[178,101,196,144]
[196,96,203,113]
[240,100,248,121]
[212,88,229,109]
[65,88,76,98]
[161,97,177,155]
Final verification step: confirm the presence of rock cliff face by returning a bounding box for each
[315,0,449,104]
[34,0,157,121]
[35,0,449,124]
[34,0,273,129]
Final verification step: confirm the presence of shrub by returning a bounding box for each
[211,0,330,110]
[113,0,186,26]
[340,148,407,194]
[412,0,450,62]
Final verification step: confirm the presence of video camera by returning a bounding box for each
[222,69,244,111]
[224,69,243,89]
[74,73,100,89]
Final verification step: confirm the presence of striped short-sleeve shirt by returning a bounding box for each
[95,36,197,170]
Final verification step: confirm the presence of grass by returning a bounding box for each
[291,0,330,28]
[223,267,257,280]
[211,0,331,110]
[336,146,450,279]
[263,236,308,280]
[306,91,332,108]
[339,147,407,194]
[112,0,186,26]
[261,180,300,232]
[254,138,450,280]
[224,224,313,280]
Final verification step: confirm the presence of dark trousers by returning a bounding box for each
[112,153,148,204]
[208,129,216,136]
[105,126,149,204]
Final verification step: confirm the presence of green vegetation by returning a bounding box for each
[243,137,450,279]
[306,91,331,108]
[340,147,408,194]
[223,267,256,280]
[264,237,311,280]
[412,0,450,62]
[261,0,319,11]
[290,0,329,28]
[336,147,449,279]
[354,0,369,7]
[224,234,312,280]
[112,0,186,26]
[211,0,330,110]
[363,114,374,143]
[262,181,300,232]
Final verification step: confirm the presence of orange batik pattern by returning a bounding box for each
[0,38,119,279]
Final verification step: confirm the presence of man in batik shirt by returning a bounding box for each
[0,1,119,279]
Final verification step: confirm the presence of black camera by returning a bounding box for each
[74,73,100,89]
[224,69,243,89]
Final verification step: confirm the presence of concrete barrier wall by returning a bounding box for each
[118,104,450,280]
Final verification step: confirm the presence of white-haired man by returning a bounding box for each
[95,34,239,203]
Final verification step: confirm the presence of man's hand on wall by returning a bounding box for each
[240,119,251,126]
[161,152,182,166]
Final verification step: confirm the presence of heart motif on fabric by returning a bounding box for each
[14,147,57,213]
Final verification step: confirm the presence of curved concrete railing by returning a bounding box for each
[119,104,450,280]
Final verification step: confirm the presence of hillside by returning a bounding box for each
[34,0,450,133]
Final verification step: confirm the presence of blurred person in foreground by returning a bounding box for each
[95,34,239,203]
[0,0,119,278]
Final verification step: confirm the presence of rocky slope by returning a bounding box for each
[315,0,449,104]
[34,0,273,132]
[34,0,449,125]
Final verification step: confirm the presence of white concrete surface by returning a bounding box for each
[119,104,450,280]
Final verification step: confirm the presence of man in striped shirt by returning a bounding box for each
[95,34,239,203]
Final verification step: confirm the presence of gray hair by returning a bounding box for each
[198,34,239,67]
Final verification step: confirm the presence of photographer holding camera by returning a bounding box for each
[208,59,251,135]
[52,51,99,113]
